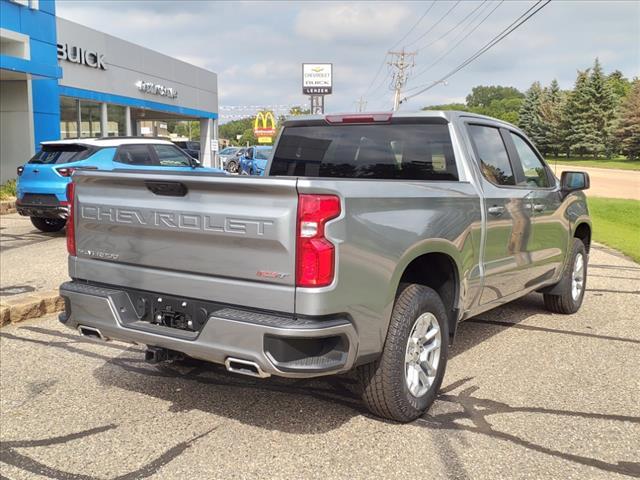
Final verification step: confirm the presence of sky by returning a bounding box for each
[57,1,640,121]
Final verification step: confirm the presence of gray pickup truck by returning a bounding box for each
[59,111,591,422]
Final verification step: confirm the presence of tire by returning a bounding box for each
[226,160,238,173]
[358,284,449,422]
[30,217,66,233]
[543,238,587,314]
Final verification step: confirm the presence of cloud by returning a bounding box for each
[294,3,410,42]
[55,0,640,116]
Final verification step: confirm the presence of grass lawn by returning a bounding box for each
[588,197,640,263]
[546,156,640,171]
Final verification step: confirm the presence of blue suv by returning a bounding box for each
[16,138,225,232]
[239,146,273,176]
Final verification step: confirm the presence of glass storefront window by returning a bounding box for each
[80,100,102,137]
[60,97,79,139]
[107,104,126,136]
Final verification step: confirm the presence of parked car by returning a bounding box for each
[220,147,246,173]
[171,140,200,160]
[59,111,591,422]
[239,146,273,176]
[16,138,224,232]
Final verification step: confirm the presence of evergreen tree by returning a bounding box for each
[518,82,546,152]
[616,80,640,160]
[539,79,564,156]
[587,58,617,157]
[565,70,598,157]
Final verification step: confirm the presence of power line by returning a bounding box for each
[361,1,436,99]
[390,1,437,50]
[407,0,503,88]
[404,1,462,49]
[400,0,551,104]
[415,1,488,53]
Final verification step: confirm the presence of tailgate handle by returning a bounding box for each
[145,181,188,197]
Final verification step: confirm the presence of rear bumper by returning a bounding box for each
[59,281,358,378]
[16,202,68,219]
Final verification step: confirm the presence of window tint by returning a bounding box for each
[510,132,550,188]
[115,145,156,166]
[152,145,192,166]
[271,123,458,180]
[468,125,515,186]
[29,145,93,165]
[255,148,271,160]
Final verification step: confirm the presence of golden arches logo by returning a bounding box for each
[253,111,277,136]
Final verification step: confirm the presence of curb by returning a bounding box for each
[0,198,17,215]
[0,290,63,327]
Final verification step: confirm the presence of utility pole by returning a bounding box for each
[354,96,368,112]
[388,49,416,111]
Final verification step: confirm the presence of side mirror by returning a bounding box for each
[560,171,589,195]
[191,158,201,168]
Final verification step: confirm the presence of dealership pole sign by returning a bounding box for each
[303,63,332,114]
[302,63,332,95]
[253,111,277,144]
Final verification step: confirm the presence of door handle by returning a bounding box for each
[488,205,505,216]
[533,204,545,212]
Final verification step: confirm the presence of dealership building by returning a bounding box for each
[0,0,219,182]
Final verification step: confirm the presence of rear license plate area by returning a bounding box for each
[128,291,211,332]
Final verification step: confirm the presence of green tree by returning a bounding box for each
[518,82,546,151]
[588,58,617,157]
[616,80,640,160]
[466,85,524,109]
[219,117,255,145]
[607,70,632,105]
[565,70,599,157]
[539,79,565,156]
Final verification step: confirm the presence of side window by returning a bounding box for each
[467,124,515,186]
[509,132,550,188]
[152,145,192,167]
[115,145,156,166]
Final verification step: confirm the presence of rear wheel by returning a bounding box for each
[30,217,66,233]
[543,238,587,314]
[226,159,239,173]
[359,284,449,422]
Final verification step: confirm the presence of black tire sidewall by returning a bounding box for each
[393,285,449,416]
[565,239,588,311]
[30,216,66,232]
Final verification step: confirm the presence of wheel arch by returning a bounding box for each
[388,241,463,344]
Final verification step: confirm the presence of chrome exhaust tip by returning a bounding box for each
[77,325,107,341]
[224,357,270,378]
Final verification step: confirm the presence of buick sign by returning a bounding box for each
[57,43,106,70]
[136,80,178,99]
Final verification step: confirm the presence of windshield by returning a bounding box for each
[255,148,272,160]
[29,145,93,165]
[270,122,458,180]
[220,147,238,155]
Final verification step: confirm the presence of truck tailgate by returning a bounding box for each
[72,170,298,311]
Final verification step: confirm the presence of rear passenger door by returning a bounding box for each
[467,123,535,304]
[113,145,158,168]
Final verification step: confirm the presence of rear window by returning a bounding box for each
[270,123,458,180]
[255,149,272,160]
[29,145,93,165]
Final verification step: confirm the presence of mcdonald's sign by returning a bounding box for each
[254,111,277,143]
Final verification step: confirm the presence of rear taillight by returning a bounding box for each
[17,166,24,176]
[66,182,76,256]
[296,194,341,287]
[56,167,76,177]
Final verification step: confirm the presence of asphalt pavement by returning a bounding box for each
[0,212,639,479]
